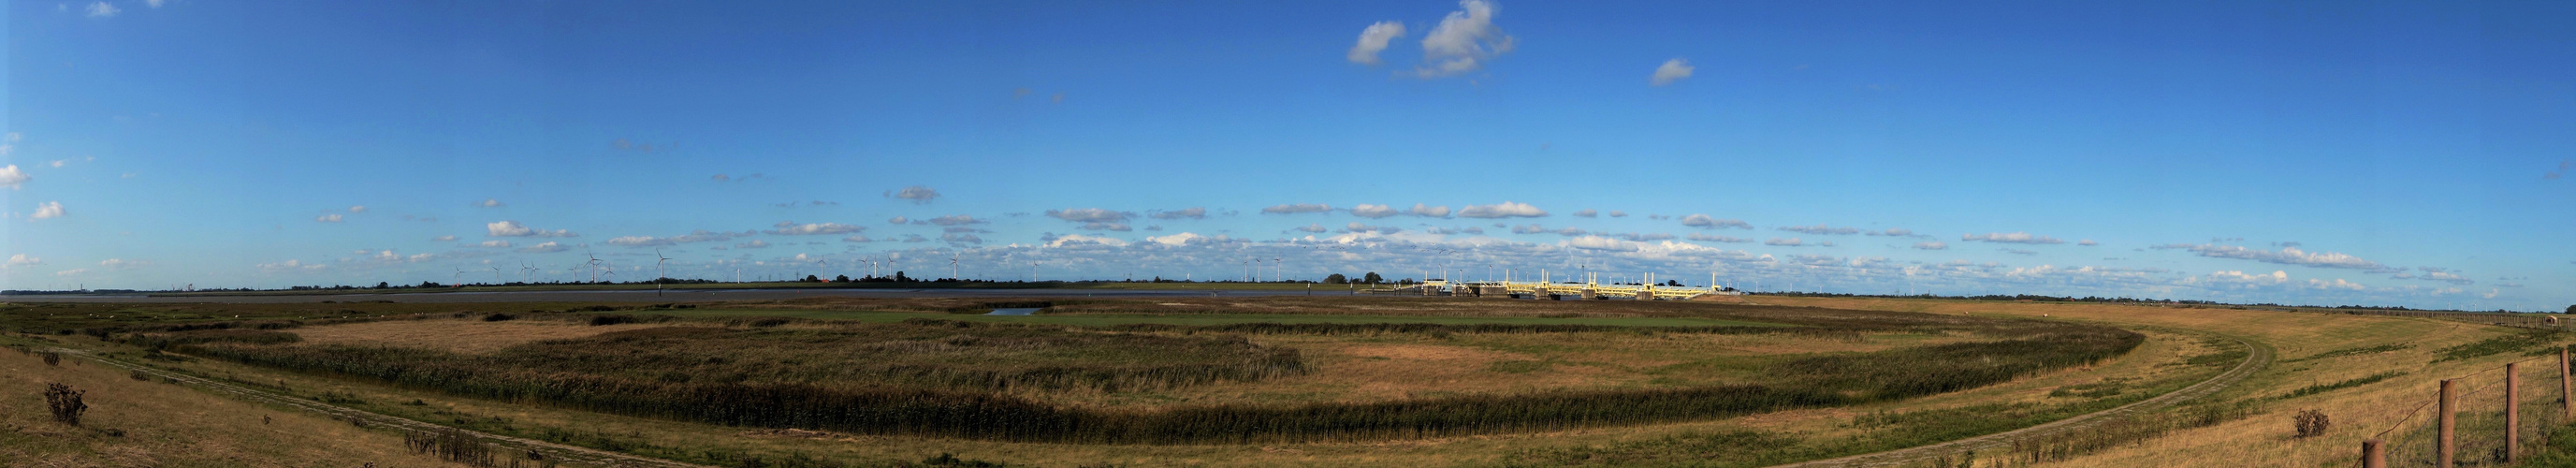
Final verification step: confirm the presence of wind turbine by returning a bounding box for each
[949,252,961,281]
[1275,257,1283,283]
[453,268,466,285]
[586,252,604,283]
[655,249,673,296]
[491,266,502,283]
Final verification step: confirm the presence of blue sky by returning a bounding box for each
[5,0,2571,310]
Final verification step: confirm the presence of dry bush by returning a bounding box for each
[2292,409,2330,437]
[44,382,88,426]
[40,351,61,366]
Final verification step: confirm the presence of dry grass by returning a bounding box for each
[289,317,665,354]
[0,343,441,467]
[1760,296,2549,468]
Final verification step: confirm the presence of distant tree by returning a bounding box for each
[835,274,851,283]
[375,282,390,289]
[805,275,821,283]
[1324,273,1347,285]
[2566,304,2574,314]
[1362,272,1384,285]
[895,271,912,282]
[417,281,440,288]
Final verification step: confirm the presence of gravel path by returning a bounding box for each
[1773,331,2276,467]
[49,347,709,468]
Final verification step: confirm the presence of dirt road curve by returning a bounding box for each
[51,348,709,468]
[1773,331,2276,467]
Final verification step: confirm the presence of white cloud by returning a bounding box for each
[517,241,570,253]
[5,255,41,268]
[1914,241,1948,250]
[1779,224,1860,235]
[477,241,513,248]
[256,259,327,272]
[1459,201,1546,218]
[0,166,31,189]
[1149,207,1207,220]
[1343,222,1402,234]
[1349,204,1402,218]
[348,205,367,213]
[1687,233,1751,243]
[1651,58,1694,86]
[1680,214,1752,229]
[1572,209,1599,218]
[49,160,68,168]
[86,1,118,18]
[842,235,875,242]
[2307,278,2368,291]
[1961,232,2066,244]
[431,235,458,241]
[2150,243,2384,271]
[735,240,772,249]
[764,221,866,235]
[1261,203,1335,214]
[1347,21,1406,65]
[890,185,941,204]
[2208,270,2291,285]
[97,258,148,270]
[1145,232,1227,246]
[2078,240,2099,246]
[1415,0,1514,78]
[887,216,910,225]
[472,198,504,208]
[31,201,66,219]
[1765,238,1807,246]
[1406,203,1452,217]
[146,0,164,7]
[487,220,577,238]
[1865,228,1919,237]
[1291,223,1328,233]
[1047,234,1130,248]
[56,269,88,277]
[315,213,343,223]
[1565,236,1640,252]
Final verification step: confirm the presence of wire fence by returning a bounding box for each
[2362,348,2571,467]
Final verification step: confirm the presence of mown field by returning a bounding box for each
[0,295,2371,467]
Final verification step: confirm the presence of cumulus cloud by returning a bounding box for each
[1261,203,1335,214]
[887,216,910,225]
[86,1,118,18]
[735,240,772,249]
[1688,233,1752,243]
[1459,201,1546,218]
[1961,232,2066,244]
[1914,241,1948,250]
[1651,58,1694,86]
[97,258,148,270]
[2001,248,2038,256]
[1414,0,1515,79]
[431,235,458,241]
[1406,203,1452,217]
[472,198,505,208]
[1572,209,1599,218]
[2078,240,2099,246]
[1342,222,1403,234]
[477,241,513,248]
[2149,243,2385,271]
[1864,228,1920,237]
[1778,224,1860,235]
[764,221,866,235]
[2309,278,2368,291]
[1680,214,1752,229]
[517,241,570,253]
[0,166,27,189]
[487,221,577,238]
[5,255,42,268]
[606,236,670,247]
[257,259,327,273]
[940,232,984,245]
[1290,223,1329,233]
[1046,234,1129,248]
[1565,236,1640,252]
[2207,270,2291,285]
[315,214,343,223]
[31,201,65,220]
[1149,207,1207,220]
[1347,21,1406,65]
[55,269,88,277]
[1351,204,1401,218]
[889,185,941,204]
[348,205,367,213]
[924,214,985,226]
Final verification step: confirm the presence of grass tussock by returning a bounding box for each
[2436,329,2561,362]
[2283,343,2412,362]
[2271,371,2406,401]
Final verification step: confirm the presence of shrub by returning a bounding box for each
[588,314,638,326]
[481,314,517,322]
[2293,409,2329,437]
[40,351,61,366]
[129,369,151,381]
[44,383,87,426]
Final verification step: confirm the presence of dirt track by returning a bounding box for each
[1773,331,2277,467]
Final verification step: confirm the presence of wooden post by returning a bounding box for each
[2562,347,2570,420]
[2510,363,2522,462]
[2362,439,2385,468]
[2440,379,2456,467]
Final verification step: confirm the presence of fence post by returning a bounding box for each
[2562,347,2570,420]
[2440,379,2455,467]
[2362,439,2385,468]
[2509,362,2522,462]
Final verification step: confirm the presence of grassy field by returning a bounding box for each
[134,280,1358,297]
[14,293,2512,467]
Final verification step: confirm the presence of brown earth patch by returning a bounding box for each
[292,319,663,354]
